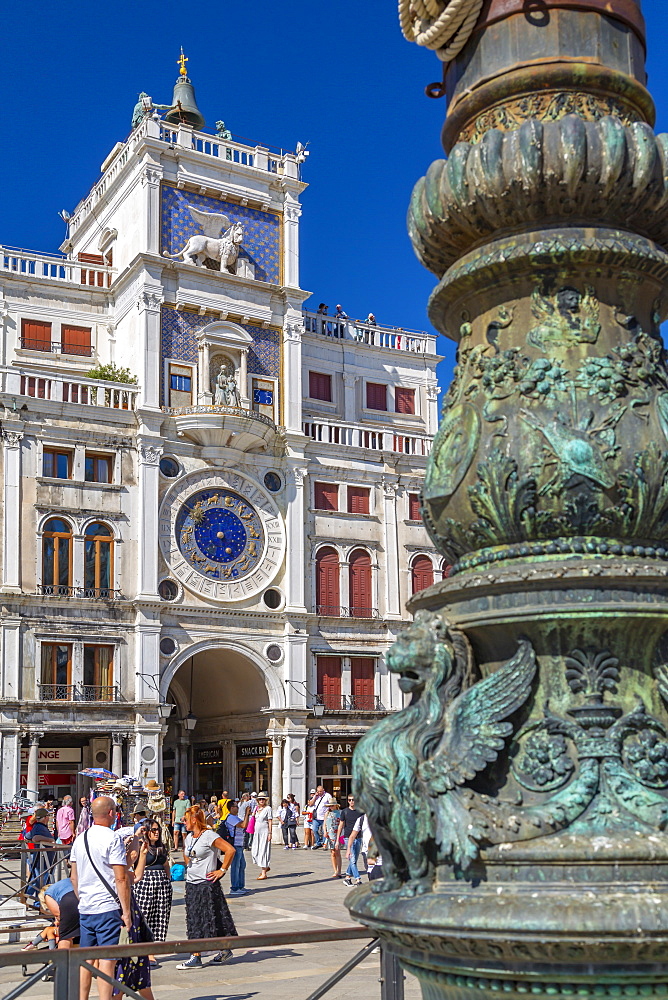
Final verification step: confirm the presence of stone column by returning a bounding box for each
[26,732,43,803]
[342,374,358,423]
[137,292,163,411]
[271,737,284,844]
[0,729,20,803]
[136,440,162,601]
[285,468,308,612]
[1,616,21,700]
[283,321,303,432]
[283,201,302,288]
[221,740,236,797]
[381,478,401,619]
[2,428,23,593]
[306,736,317,794]
[111,732,124,779]
[141,165,161,256]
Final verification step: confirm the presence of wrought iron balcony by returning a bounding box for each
[315,605,380,619]
[37,585,123,600]
[38,684,119,703]
[315,694,385,713]
[19,337,92,357]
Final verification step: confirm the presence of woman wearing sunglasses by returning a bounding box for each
[133,820,172,967]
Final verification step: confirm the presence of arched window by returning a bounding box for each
[42,518,73,595]
[411,554,434,595]
[349,548,372,618]
[315,547,340,615]
[84,522,114,596]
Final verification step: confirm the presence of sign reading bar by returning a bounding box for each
[20,748,82,764]
[316,740,359,756]
[236,743,270,759]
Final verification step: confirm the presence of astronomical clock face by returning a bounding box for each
[159,470,285,602]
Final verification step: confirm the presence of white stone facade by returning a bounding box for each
[0,112,441,807]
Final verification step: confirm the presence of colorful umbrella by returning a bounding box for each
[79,767,118,779]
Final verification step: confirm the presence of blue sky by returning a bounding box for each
[3,2,668,391]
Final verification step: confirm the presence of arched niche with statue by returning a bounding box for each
[194,321,252,407]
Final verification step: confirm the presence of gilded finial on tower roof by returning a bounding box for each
[178,47,188,79]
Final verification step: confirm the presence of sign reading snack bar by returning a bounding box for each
[237,743,270,759]
[316,739,360,756]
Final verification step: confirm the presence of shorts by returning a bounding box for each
[174,821,186,833]
[79,907,121,947]
[303,820,314,830]
[58,890,80,942]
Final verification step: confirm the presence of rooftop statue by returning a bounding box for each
[215,121,232,140]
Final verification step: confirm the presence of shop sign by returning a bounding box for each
[236,743,270,759]
[20,748,82,764]
[316,739,359,756]
[195,748,223,765]
[20,774,75,787]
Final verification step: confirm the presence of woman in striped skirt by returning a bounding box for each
[133,820,172,967]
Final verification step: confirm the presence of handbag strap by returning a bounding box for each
[83,830,120,907]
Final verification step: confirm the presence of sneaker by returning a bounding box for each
[176,955,202,969]
[209,949,233,965]
[354,878,363,885]
[342,876,354,887]
[284,846,290,850]
[229,889,244,895]
[291,844,298,849]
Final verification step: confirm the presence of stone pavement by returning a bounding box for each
[0,844,421,1000]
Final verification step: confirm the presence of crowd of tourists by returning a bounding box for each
[16,783,380,991]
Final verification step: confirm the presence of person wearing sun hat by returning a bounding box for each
[251,793,272,879]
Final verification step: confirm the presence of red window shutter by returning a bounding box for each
[408,493,421,520]
[347,486,370,515]
[316,547,340,614]
[349,548,372,617]
[395,387,415,414]
[352,658,375,710]
[366,382,387,411]
[62,325,92,357]
[314,482,338,511]
[21,319,51,351]
[412,555,434,595]
[309,371,332,401]
[317,656,342,710]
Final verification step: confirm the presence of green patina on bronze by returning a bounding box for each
[348,1,668,996]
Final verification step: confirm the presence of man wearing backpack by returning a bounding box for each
[219,800,250,896]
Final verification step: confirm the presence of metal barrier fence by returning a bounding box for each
[0,927,406,1000]
[0,847,71,912]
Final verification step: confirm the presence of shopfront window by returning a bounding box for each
[316,739,358,799]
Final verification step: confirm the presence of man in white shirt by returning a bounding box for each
[70,796,131,1000]
[309,785,332,848]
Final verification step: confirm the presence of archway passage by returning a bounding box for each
[164,647,272,800]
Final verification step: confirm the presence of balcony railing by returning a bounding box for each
[0,246,113,288]
[304,420,431,457]
[315,694,385,712]
[20,337,92,357]
[37,585,122,600]
[69,117,299,233]
[303,310,436,354]
[0,367,138,412]
[316,605,381,619]
[38,683,119,703]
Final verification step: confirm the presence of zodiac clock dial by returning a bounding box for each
[159,469,285,603]
[175,488,264,581]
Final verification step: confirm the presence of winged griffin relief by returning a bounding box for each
[163,206,244,272]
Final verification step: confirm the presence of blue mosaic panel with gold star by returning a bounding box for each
[161,185,280,284]
[161,308,280,404]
